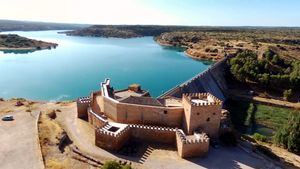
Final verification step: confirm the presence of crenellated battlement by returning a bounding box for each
[96,124,131,138]
[182,92,222,107]
[129,124,176,132]
[77,96,91,104]
[175,129,209,145]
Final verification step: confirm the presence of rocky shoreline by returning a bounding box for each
[0,34,58,53]
[155,37,222,61]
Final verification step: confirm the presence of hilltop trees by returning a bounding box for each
[228,50,300,94]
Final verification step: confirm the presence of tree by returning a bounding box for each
[283,89,293,101]
[253,133,267,142]
[102,161,132,169]
[102,161,122,169]
[274,112,300,152]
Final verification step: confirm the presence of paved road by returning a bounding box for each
[0,101,44,169]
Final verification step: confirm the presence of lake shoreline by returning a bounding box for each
[155,38,221,62]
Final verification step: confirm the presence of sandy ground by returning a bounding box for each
[0,100,44,169]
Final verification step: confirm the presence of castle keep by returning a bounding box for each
[77,73,226,158]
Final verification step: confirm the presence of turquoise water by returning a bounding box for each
[0,30,211,101]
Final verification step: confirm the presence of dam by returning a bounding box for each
[159,56,230,101]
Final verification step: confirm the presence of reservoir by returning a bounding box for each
[0,30,212,101]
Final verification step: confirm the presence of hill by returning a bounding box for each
[0,34,57,52]
[0,20,88,32]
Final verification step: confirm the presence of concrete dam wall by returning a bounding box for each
[158,57,230,101]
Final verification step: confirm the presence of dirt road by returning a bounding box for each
[0,101,44,169]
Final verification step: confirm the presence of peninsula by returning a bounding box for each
[65,25,300,61]
[0,34,58,52]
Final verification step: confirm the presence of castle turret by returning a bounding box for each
[182,93,222,138]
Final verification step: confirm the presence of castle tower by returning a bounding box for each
[182,93,222,138]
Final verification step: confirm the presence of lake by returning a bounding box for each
[0,30,212,101]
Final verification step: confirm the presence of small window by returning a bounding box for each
[207,118,210,122]
[197,113,200,115]
[213,112,216,115]
[164,110,168,114]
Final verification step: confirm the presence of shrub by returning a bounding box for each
[122,164,132,169]
[283,89,292,101]
[102,161,132,169]
[253,133,267,142]
[47,110,57,119]
[274,112,300,153]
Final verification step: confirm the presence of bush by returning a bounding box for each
[283,89,292,101]
[274,112,300,153]
[47,110,57,119]
[253,133,267,142]
[102,161,132,169]
[103,161,122,169]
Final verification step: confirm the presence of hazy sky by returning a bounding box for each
[1,0,300,26]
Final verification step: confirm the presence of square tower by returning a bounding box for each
[182,93,222,138]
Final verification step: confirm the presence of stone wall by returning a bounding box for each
[182,93,222,138]
[117,103,183,127]
[95,125,131,151]
[88,108,108,128]
[130,124,176,144]
[102,96,118,121]
[98,94,183,127]
[176,129,209,158]
[77,97,91,119]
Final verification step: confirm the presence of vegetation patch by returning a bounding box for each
[227,99,296,133]
[228,50,300,100]
[0,34,57,51]
[102,160,132,169]
[227,99,299,153]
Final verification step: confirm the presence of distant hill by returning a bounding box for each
[0,20,89,32]
[64,25,300,39]
[0,34,57,53]
[63,25,258,38]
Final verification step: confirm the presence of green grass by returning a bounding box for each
[227,99,297,136]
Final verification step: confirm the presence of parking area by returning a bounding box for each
[0,101,44,169]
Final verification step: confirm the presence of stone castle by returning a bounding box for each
[77,73,227,158]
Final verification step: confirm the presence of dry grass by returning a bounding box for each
[46,158,66,169]
[38,109,92,169]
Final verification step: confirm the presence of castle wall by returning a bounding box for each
[182,95,192,133]
[117,103,183,127]
[95,125,131,151]
[130,124,176,144]
[102,96,118,121]
[88,108,108,128]
[77,98,90,119]
[188,105,221,138]
[98,95,183,127]
[182,93,222,138]
[176,130,209,158]
[91,91,102,114]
